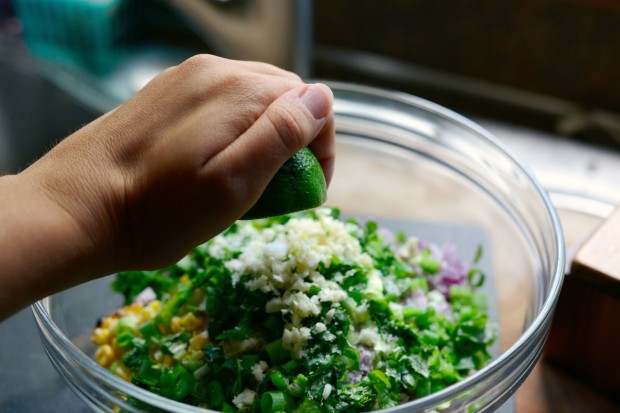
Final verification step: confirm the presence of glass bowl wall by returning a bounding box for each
[33,82,565,413]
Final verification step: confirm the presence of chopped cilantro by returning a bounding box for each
[94,207,496,412]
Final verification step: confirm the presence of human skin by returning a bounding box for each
[0,55,335,320]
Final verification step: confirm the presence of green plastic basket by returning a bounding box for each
[13,0,134,72]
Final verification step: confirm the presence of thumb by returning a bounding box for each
[204,83,334,204]
[238,82,332,163]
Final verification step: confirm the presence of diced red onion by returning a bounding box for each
[132,287,157,306]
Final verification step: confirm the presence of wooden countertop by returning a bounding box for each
[516,359,620,413]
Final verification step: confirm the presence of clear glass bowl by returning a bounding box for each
[32,82,565,413]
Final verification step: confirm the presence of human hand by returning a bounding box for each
[1,55,334,315]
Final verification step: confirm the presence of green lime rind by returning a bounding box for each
[241,148,327,220]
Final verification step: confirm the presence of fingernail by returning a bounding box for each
[299,83,333,120]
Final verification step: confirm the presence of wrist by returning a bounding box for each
[0,173,109,318]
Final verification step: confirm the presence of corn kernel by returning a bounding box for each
[170,316,183,333]
[100,315,116,329]
[106,318,119,332]
[149,300,161,312]
[95,344,116,368]
[142,300,161,321]
[111,363,133,381]
[189,332,209,351]
[181,313,203,332]
[92,327,112,345]
[162,355,174,368]
[121,303,142,317]
[188,339,204,353]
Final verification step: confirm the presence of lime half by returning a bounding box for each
[242,148,327,219]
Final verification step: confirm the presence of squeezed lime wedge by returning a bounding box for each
[242,148,327,219]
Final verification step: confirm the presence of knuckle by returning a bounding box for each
[266,105,307,153]
[180,54,220,72]
[186,56,259,92]
[218,72,252,93]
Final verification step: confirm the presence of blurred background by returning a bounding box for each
[315,1,620,148]
[4,0,620,145]
[0,0,619,412]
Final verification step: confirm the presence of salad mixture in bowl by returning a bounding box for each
[32,82,564,413]
[92,207,495,412]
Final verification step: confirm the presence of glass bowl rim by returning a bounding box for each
[32,81,565,412]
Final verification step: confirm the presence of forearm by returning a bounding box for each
[0,175,102,320]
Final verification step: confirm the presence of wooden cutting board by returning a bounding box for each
[545,206,620,401]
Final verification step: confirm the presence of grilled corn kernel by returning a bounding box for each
[110,362,133,381]
[162,355,174,368]
[181,313,202,332]
[92,327,112,345]
[100,315,116,330]
[189,332,209,350]
[143,300,161,320]
[105,318,119,332]
[170,316,183,333]
[95,344,116,368]
[148,300,161,312]
[122,303,143,317]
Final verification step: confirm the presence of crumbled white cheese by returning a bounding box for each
[323,332,337,342]
[322,383,333,400]
[349,327,395,354]
[325,308,336,323]
[314,322,327,333]
[232,388,256,410]
[208,223,261,259]
[224,209,372,294]
[396,237,419,260]
[286,291,322,318]
[265,297,285,313]
[282,326,312,357]
[344,297,370,324]
[175,255,193,271]
[252,361,269,382]
[427,290,453,319]
[208,208,381,356]
[428,290,446,305]
[315,279,348,303]
[264,238,288,260]
[353,327,380,347]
